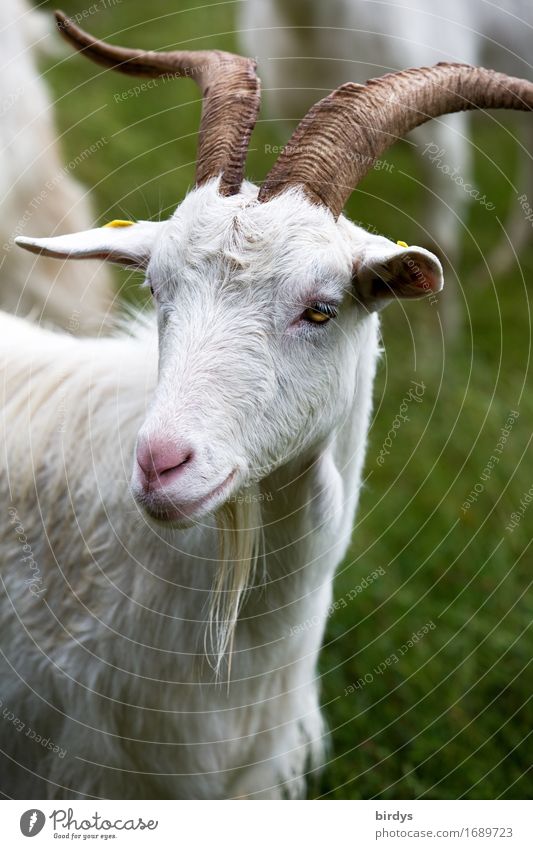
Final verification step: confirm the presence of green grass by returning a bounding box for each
[39,0,532,799]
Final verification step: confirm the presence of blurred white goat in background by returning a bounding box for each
[0,0,114,331]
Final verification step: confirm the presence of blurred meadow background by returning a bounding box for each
[36,0,532,798]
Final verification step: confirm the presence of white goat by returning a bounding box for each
[240,0,533,328]
[1,13,532,799]
[0,0,113,331]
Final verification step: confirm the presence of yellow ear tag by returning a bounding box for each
[396,240,408,248]
[104,219,135,228]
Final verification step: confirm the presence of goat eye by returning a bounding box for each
[301,303,337,324]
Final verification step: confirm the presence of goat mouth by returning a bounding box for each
[137,469,238,525]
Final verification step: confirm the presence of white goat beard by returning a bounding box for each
[208,487,263,676]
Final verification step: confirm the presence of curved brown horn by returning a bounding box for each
[55,10,260,196]
[258,63,533,217]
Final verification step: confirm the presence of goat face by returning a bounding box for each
[132,182,365,525]
[16,179,442,526]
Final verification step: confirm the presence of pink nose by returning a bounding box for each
[136,437,194,490]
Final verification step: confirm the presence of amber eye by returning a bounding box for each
[301,302,338,324]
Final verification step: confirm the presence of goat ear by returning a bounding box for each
[353,239,443,311]
[15,220,162,270]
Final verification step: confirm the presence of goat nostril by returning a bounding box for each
[159,451,193,478]
[136,440,195,485]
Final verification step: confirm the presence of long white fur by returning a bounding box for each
[0,0,114,332]
[0,179,442,799]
